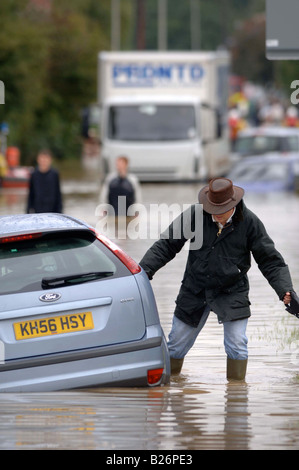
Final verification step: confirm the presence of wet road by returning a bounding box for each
[0,175,299,450]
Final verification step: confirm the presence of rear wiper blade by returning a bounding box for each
[42,271,114,288]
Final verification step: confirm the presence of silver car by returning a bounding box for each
[232,126,299,161]
[0,214,170,391]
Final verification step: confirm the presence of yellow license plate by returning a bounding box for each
[13,312,94,341]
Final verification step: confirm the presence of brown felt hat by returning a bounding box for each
[198,177,244,215]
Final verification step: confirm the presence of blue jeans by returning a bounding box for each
[168,306,248,361]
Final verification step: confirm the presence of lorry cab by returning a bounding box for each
[101,95,206,181]
[98,51,231,182]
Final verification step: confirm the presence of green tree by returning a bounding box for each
[138,0,265,51]
[35,0,111,159]
[0,1,49,160]
[0,0,132,163]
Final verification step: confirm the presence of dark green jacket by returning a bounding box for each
[139,200,293,326]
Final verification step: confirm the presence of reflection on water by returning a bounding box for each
[0,182,299,450]
[1,377,299,450]
[0,382,252,450]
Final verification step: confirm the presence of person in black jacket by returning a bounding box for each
[100,155,141,216]
[27,149,62,214]
[140,177,298,381]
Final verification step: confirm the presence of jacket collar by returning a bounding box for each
[211,207,236,229]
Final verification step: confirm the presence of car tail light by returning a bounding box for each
[0,232,42,244]
[96,232,141,275]
[147,368,164,385]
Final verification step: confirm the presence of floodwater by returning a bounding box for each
[0,171,299,451]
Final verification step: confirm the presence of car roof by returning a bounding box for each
[229,153,299,173]
[238,126,299,137]
[232,153,299,165]
[0,213,92,237]
[240,152,299,163]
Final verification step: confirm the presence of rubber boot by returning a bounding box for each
[226,357,248,381]
[170,357,184,375]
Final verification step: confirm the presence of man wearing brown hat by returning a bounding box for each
[140,177,298,381]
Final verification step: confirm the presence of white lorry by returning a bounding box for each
[97,51,231,181]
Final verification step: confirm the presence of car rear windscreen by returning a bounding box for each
[235,135,299,155]
[0,230,129,295]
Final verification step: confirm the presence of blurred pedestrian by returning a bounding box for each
[27,149,62,214]
[284,106,299,127]
[100,155,141,216]
[0,152,7,183]
[140,178,299,381]
[228,108,246,150]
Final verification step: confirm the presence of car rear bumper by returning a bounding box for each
[0,326,170,392]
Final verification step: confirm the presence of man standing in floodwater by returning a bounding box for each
[140,177,299,381]
[100,155,141,216]
[27,149,62,214]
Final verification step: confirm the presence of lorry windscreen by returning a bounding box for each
[108,105,196,141]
